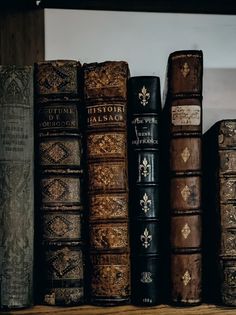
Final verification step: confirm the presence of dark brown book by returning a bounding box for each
[203,120,236,306]
[0,65,34,310]
[163,50,203,305]
[34,60,84,306]
[83,61,130,305]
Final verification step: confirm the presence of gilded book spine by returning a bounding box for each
[165,51,203,305]
[83,61,130,305]
[0,66,34,309]
[128,76,161,305]
[35,60,84,306]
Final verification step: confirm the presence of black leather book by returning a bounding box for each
[128,76,161,305]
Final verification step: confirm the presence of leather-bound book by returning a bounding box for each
[0,66,34,309]
[163,50,203,305]
[128,76,161,305]
[203,120,236,306]
[35,60,84,306]
[83,61,130,305]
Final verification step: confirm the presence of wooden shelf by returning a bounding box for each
[2,304,236,315]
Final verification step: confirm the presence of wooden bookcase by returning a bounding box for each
[1,3,236,315]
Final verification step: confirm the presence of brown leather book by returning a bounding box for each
[163,50,203,305]
[34,60,84,306]
[203,120,236,306]
[83,61,130,305]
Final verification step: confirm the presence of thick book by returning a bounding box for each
[203,120,236,306]
[163,50,203,305]
[34,60,84,306]
[0,65,34,309]
[128,76,161,305]
[83,61,130,305]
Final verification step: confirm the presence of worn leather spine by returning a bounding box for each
[0,66,34,309]
[83,61,130,305]
[35,60,84,306]
[164,51,203,305]
[128,76,161,305]
[203,120,236,306]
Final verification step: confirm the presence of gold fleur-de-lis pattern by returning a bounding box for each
[140,228,152,248]
[139,157,150,177]
[138,86,150,106]
[181,62,190,78]
[140,193,152,213]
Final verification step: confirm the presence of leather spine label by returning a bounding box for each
[38,104,79,131]
[131,115,159,146]
[171,105,201,126]
[87,103,126,128]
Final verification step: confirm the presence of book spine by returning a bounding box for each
[167,51,203,305]
[0,66,34,309]
[128,76,161,305]
[83,61,130,305]
[35,60,84,306]
[217,121,236,306]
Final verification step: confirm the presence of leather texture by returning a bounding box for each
[165,51,203,305]
[203,120,236,306]
[35,60,84,306]
[84,61,130,305]
[128,76,161,305]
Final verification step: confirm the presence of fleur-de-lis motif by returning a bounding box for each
[139,157,150,177]
[140,228,152,248]
[181,223,191,239]
[181,185,191,201]
[181,62,190,78]
[140,271,153,283]
[182,270,191,286]
[140,193,152,213]
[181,147,191,163]
[138,86,150,106]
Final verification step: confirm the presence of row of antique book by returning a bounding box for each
[0,50,236,310]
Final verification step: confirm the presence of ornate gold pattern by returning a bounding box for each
[84,62,127,90]
[42,177,80,203]
[46,247,83,280]
[90,194,128,219]
[87,133,125,157]
[140,228,152,248]
[140,193,152,213]
[92,263,130,297]
[181,62,190,78]
[181,185,191,201]
[139,157,150,177]
[36,62,77,94]
[181,223,191,239]
[44,214,81,239]
[182,270,191,286]
[138,86,150,106]
[89,163,126,190]
[140,272,152,283]
[40,140,81,166]
[90,225,128,249]
[181,147,191,163]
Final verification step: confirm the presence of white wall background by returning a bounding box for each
[45,9,236,131]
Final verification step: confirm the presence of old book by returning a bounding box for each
[83,61,130,305]
[34,60,84,306]
[163,50,203,305]
[0,66,34,309]
[128,76,161,305]
[203,120,236,306]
